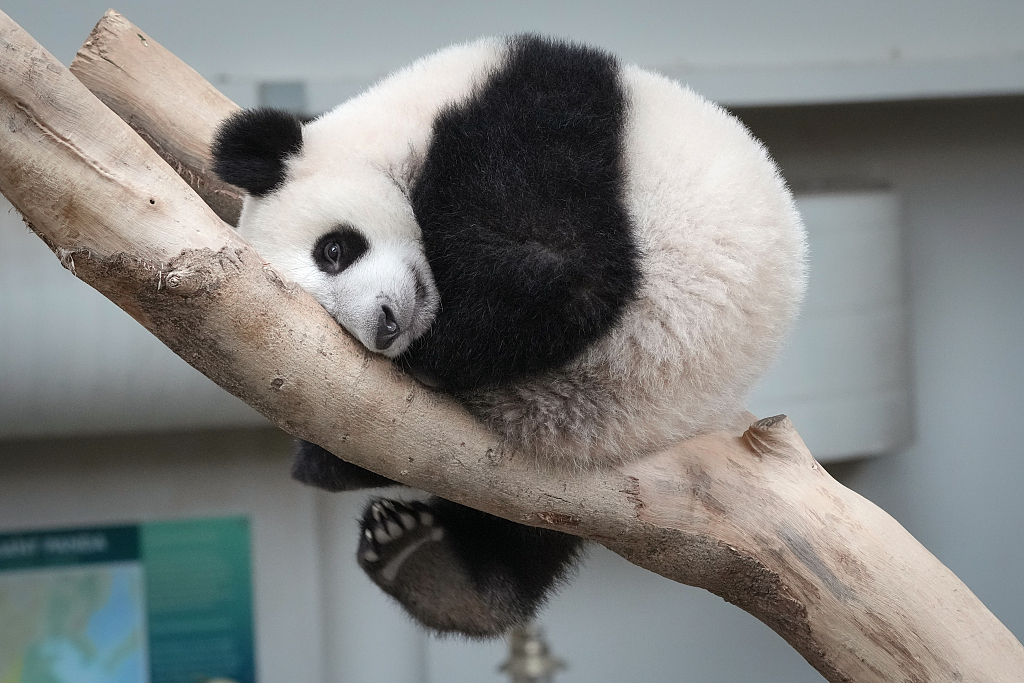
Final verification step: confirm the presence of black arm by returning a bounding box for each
[291,440,398,491]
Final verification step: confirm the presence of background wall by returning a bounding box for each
[5,0,1024,108]
[1,2,1022,682]
[0,430,325,683]
[746,95,1024,643]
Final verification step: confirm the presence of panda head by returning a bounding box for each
[211,108,439,358]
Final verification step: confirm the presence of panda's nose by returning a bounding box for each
[375,305,401,350]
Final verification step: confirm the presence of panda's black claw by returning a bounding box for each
[358,499,439,568]
[360,528,381,563]
[356,497,584,638]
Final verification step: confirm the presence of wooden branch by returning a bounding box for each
[2,9,1022,681]
[70,10,242,225]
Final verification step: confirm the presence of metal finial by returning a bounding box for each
[499,622,566,683]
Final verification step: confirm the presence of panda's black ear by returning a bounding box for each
[211,108,303,198]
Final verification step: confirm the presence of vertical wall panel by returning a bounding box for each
[749,191,913,461]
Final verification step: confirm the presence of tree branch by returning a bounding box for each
[1,9,1022,682]
[70,10,242,225]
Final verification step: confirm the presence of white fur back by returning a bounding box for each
[467,64,806,469]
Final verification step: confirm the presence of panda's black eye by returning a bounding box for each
[323,242,341,263]
[313,227,369,274]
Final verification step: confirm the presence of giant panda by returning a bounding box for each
[212,35,806,638]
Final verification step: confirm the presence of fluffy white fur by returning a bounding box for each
[471,65,807,468]
[237,38,807,469]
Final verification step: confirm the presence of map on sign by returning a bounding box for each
[0,563,146,683]
[0,519,253,683]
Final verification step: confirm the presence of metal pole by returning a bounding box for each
[499,622,566,683]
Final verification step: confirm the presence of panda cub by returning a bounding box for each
[212,35,806,637]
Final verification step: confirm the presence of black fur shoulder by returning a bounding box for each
[404,35,641,391]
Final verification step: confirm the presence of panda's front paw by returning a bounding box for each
[358,499,444,581]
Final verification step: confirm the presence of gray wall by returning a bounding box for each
[742,96,1024,641]
[4,0,1024,107]
[0,214,268,439]
[11,0,1024,74]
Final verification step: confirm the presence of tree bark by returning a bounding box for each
[1,9,1022,682]
[70,10,243,225]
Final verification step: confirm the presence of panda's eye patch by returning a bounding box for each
[313,227,369,274]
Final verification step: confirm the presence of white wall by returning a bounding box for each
[0,212,268,439]
[741,96,1024,641]
[9,0,1024,75]
[316,490,429,683]
[3,0,1024,107]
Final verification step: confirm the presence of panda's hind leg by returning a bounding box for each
[358,497,582,638]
